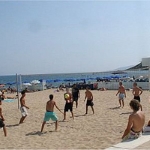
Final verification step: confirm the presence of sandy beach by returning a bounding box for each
[0,88,150,149]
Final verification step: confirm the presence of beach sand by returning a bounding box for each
[0,89,150,149]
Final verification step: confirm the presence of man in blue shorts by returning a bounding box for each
[41,94,63,132]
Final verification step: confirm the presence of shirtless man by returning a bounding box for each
[116,82,126,108]
[63,87,74,120]
[0,100,7,136]
[41,94,63,132]
[132,82,143,110]
[122,99,145,140]
[132,82,143,102]
[84,86,94,114]
[19,90,29,124]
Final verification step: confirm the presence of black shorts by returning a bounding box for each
[73,97,78,102]
[134,96,140,102]
[0,118,5,128]
[86,100,94,106]
[64,103,73,112]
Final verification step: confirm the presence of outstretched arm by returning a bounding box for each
[116,90,119,96]
[55,102,63,114]
[122,115,133,139]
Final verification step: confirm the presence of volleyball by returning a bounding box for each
[64,93,70,100]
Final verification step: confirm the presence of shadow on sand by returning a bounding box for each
[109,106,121,110]
[26,131,46,136]
[120,112,132,115]
[6,124,19,127]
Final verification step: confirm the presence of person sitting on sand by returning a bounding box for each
[116,82,126,108]
[122,99,145,140]
[84,86,94,115]
[41,94,63,132]
[0,100,7,136]
[19,90,29,124]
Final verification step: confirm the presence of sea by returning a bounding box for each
[0,70,149,88]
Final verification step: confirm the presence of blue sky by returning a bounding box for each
[0,1,150,75]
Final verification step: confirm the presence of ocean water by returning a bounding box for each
[0,70,149,88]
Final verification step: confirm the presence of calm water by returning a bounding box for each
[0,70,149,87]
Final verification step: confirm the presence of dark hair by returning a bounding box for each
[49,94,53,100]
[21,90,26,95]
[130,99,140,111]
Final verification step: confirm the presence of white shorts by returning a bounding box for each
[119,93,125,100]
[20,107,28,117]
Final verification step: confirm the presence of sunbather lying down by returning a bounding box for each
[0,91,18,100]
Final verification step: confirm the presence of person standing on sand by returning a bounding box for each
[19,90,29,124]
[132,82,143,111]
[132,82,143,102]
[0,100,7,136]
[41,94,63,132]
[116,82,126,108]
[72,84,80,108]
[122,99,145,140]
[63,87,74,121]
[84,86,94,115]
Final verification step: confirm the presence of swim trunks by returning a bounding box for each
[134,96,140,102]
[72,97,78,102]
[0,118,5,128]
[86,100,94,106]
[122,128,142,141]
[44,111,58,122]
[64,102,73,112]
[20,106,28,117]
[119,93,125,100]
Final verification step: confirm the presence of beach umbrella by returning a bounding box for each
[39,79,43,82]
[103,76,112,79]
[54,79,62,82]
[113,75,121,79]
[64,79,76,82]
[23,83,32,86]
[87,77,96,80]
[31,80,40,84]
[46,79,53,83]
[76,79,82,81]
[6,82,16,85]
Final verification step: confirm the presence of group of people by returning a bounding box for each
[0,84,95,136]
[116,81,150,140]
[116,82,143,109]
[41,84,94,132]
[1,81,150,141]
